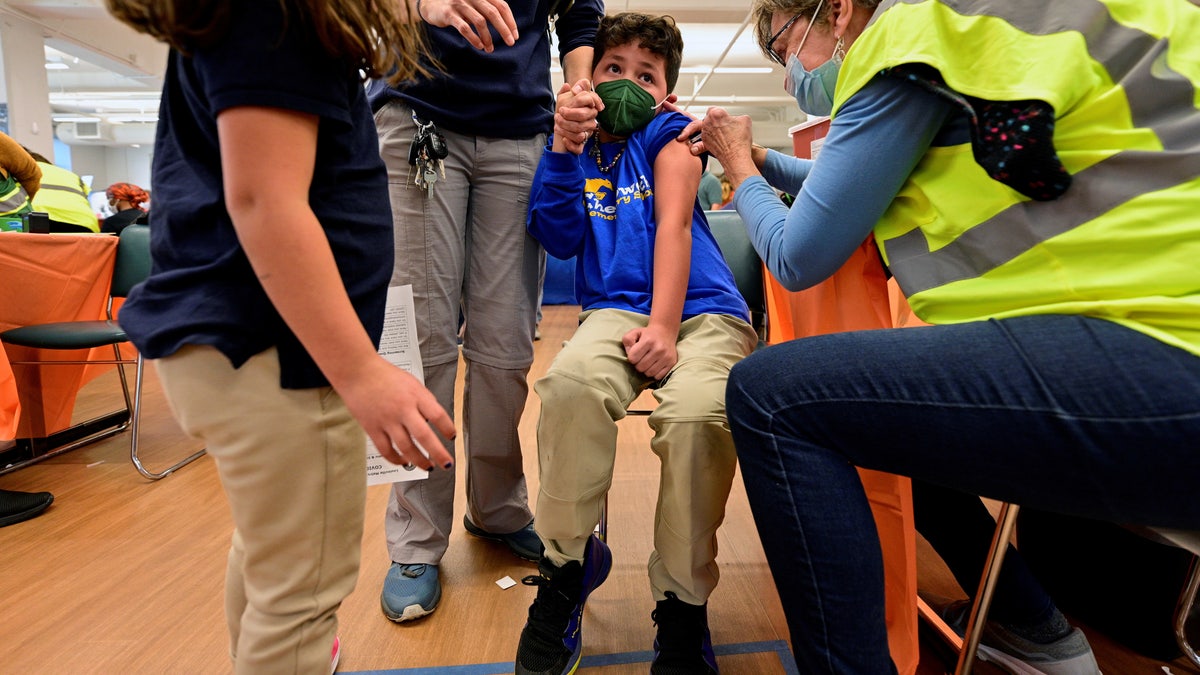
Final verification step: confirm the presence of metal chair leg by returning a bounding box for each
[1174,555,1200,669]
[597,493,608,542]
[956,502,1021,675]
[129,354,206,480]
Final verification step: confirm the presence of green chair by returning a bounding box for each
[1,225,206,479]
[599,209,768,541]
[704,209,769,346]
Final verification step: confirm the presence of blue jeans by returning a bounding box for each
[913,480,1055,626]
[726,315,1200,674]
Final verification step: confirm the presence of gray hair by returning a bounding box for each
[750,0,882,61]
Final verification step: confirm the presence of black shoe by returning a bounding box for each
[0,489,54,528]
[515,535,612,675]
[651,591,719,675]
[463,516,544,561]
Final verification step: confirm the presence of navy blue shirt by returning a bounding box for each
[366,0,603,137]
[120,0,393,389]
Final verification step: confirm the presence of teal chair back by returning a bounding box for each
[704,210,767,344]
[111,224,151,299]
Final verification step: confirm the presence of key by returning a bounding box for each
[423,164,439,188]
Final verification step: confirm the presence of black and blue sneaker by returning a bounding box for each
[515,534,612,675]
[650,591,719,675]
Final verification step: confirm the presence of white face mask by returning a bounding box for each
[781,0,845,117]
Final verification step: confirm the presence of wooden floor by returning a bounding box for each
[1,304,1196,674]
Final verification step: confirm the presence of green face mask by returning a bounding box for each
[595,79,660,137]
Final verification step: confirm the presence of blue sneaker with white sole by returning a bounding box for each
[381,563,440,622]
[515,534,612,675]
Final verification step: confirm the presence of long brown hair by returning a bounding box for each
[105,0,428,84]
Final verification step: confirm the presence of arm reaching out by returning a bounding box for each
[417,0,519,52]
[217,105,455,471]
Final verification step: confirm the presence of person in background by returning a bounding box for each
[697,168,723,210]
[687,0,1200,672]
[23,148,99,233]
[367,0,603,625]
[717,173,734,208]
[105,0,454,672]
[0,135,53,525]
[0,132,40,228]
[101,182,150,235]
[517,13,757,675]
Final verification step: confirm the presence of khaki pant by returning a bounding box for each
[534,309,756,605]
[156,346,365,675]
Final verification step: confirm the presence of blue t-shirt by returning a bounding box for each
[120,0,393,389]
[366,0,603,137]
[529,112,749,323]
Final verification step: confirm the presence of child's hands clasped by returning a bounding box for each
[553,78,604,155]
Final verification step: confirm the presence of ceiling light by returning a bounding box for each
[678,66,775,74]
[45,62,69,70]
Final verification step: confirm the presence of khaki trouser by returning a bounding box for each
[156,346,365,675]
[534,309,756,605]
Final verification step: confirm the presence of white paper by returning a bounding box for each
[366,285,432,485]
[496,576,517,590]
[810,136,826,160]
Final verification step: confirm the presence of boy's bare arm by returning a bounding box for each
[623,138,699,380]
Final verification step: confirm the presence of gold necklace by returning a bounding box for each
[590,135,625,173]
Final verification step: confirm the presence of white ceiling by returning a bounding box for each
[5,0,806,150]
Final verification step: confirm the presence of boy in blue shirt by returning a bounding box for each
[516,13,758,675]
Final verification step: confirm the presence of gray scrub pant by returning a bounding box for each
[375,100,545,565]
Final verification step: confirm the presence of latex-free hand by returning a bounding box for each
[661,98,705,153]
[417,0,519,52]
[697,107,755,164]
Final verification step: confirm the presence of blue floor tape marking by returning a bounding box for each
[340,639,798,675]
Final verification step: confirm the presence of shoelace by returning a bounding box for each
[521,573,577,646]
[652,593,710,670]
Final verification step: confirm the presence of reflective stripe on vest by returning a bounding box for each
[857,0,1200,296]
[831,0,1200,355]
[0,183,29,216]
[37,182,87,198]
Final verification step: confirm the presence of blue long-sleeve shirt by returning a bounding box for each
[366,0,603,137]
[735,76,965,291]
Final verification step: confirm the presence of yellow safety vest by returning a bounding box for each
[30,162,99,233]
[835,0,1200,356]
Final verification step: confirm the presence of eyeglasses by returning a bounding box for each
[765,12,804,67]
